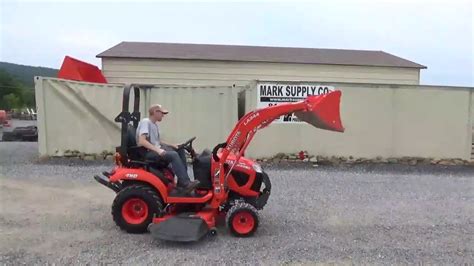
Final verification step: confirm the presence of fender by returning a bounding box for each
[109,167,169,201]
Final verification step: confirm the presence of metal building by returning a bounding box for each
[96,42,426,86]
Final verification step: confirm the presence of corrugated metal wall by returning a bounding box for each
[471,90,474,159]
[245,81,474,160]
[35,77,473,160]
[101,58,421,86]
[146,85,240,153]
[35,77,126,156]
[35,77,242,156]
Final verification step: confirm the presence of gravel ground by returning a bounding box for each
[1,141,473,265]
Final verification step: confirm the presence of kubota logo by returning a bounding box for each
[125,173,138,178]
[228,131,241,150]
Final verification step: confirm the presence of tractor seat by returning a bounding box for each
[126,124,169,169]
[125,124,146,161]
[124,124,172,185]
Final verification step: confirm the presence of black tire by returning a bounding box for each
[2,133,16,141]
[226,202,259,237]
[111,184,163,234]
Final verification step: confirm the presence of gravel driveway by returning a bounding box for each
[1,142,473,265]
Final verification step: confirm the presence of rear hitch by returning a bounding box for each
[94,174,121,192]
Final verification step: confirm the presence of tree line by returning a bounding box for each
[0,69,35,110]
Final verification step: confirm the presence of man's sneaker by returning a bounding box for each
[179,180,200,194]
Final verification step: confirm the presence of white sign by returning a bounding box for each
[257,82,335,123]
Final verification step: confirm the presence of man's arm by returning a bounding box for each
[138,134,166,155]
[160,140,178,150]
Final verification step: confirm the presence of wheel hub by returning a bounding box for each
[122,198,149,224]
[232,212,254,234]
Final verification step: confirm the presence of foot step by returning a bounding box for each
[168,189,206,198]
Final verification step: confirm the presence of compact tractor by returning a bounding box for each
[94,84,344,241]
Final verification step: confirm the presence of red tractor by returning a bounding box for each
[95,84,344,241]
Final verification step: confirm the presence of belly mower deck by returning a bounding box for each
[149,209,218,242]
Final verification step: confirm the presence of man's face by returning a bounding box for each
[152,109,165,122]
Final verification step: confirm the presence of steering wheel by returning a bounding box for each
[178,137,196,149]
[177,137,196,156]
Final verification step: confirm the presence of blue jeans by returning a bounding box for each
[145,144,190,187]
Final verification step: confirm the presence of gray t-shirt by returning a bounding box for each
[136,118,160,148]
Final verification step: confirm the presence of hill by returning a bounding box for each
[0,61,57,109]
[0,61,58,88]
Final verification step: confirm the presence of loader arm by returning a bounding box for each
[218,90,344,163]
[209,90,344,208]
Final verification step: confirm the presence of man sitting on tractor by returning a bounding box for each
[136,104,199,194]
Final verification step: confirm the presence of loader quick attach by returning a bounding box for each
[94,83,344,242]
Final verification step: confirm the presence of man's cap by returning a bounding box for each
[149,104,169,114]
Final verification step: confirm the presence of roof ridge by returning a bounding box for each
[118,41,383,53]
[96,42,426,69]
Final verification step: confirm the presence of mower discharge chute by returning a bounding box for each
[94,84,344,242]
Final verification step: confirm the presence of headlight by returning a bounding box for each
[252,163,263,173]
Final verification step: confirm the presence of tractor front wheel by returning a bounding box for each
[112,184,163,234]
[226,202,259,237]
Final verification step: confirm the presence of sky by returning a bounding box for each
[0,0,472,86]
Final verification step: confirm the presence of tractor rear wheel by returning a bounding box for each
[112,184,163,233]
[226,202,259,237]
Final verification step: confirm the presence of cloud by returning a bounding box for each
[0,0,472,85]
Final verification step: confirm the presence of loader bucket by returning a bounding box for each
[295,90,344,132]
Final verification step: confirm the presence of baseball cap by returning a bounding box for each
[149,104,169,114]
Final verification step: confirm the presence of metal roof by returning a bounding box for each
[97,42,426,69]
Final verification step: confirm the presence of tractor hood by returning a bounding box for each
[294,90,345,132]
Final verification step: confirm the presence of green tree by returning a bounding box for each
[3,93,21,109]
[0,69,35,110]
[21,88,36,107]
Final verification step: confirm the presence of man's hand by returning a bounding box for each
[170,144,179,150]
[138,134,166,156]
[156,148,166,156]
